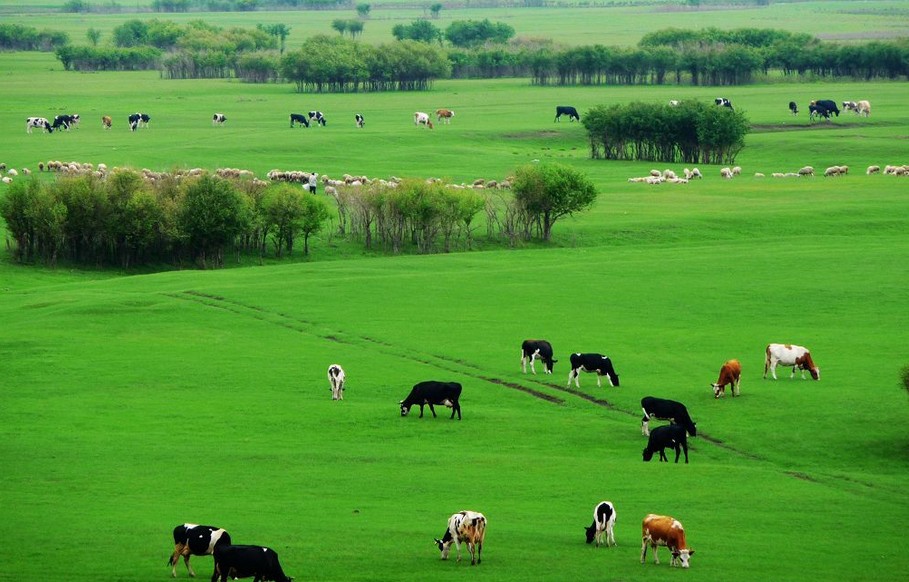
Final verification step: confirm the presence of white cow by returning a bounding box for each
[435,510,486,565]
[763,343,820,380]
[327,364,345,400]
[26,117,53,134]
[414,111,433,129]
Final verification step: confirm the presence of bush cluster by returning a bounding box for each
[0,24,69,51]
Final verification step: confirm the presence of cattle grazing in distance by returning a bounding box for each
[212,545,292,582]
[128,112,150,131]
[400,381,462,419]
[435,510,486,565]
[168,523,231,578]
[212,113,226,125]
[641,514,694,568]
[643,424,690,464]
[355,113,365,128]
[327,364,345,400]
[26,117,53,133]
[668,100,680,106]
[763,343,819,380]
[714,97,733,109]
[52,114,79,131]
[567,353,619,388]
[290,113,310,128]
[844,99,871,117]
[641,396,697,437]
[414,111,433,128]
[521,339,556,375]
[789,101,799,115]
[809,103,832,122]
[811,99,840,117]
[101,115,112,129]
[584,501,617,547]
[711,359,741,398]
[554,105,580,122]
[435,108,454,124]
[308,110,326,126]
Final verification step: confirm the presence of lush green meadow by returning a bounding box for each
[3,3,909,581]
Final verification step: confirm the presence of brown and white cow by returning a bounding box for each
[101,115,112,129]
[641,514,694,568]
[763,343,819,380]
[435,510,486,565]
[711,359,741,398]
[414,111,433,129]
[435,109,454,124]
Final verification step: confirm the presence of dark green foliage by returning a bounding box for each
[902,366,909,396]
[177,175,250,268]
[582,101,749,165]
[511,163,597,242]
[261,185,329,257]
[0,24,69,51]
[391,20,443,44]
[56,45,162,71]
[445,19,515,48]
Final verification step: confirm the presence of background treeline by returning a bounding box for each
[582,101,749,164]
[0,24,69,51]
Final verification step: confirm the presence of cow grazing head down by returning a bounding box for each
[764,343,819,381]
[641,514,694,569]
[521,339,556,375]
[435,510,486,565]
[400,381,462,420]
[584,501,617,547]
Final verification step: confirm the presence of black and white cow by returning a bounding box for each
[567,353,619,388]
[809,103,832,121]
[290,113,310,128]
[788,101,799,115]
[52,114,79,130]
[715,97,733,109]
[584,501,617,547]
[128,112,150,131]
[641,396,697,437]
[355,113,365,128]
[400,381,462,420]
[521,339,556,375]
[554,105,580,122]
[812,99,840,117]
[308,110,326,126]
[26,117,53,133]
[212,113,226,125]
[327,364,345,400]
[642,424,690,464]
[212,545,292,582]
[435,510,487,565]
[168,523,231,578]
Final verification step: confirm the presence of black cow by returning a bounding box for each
[641,396,697,437]
[643,424,689,464]
[567,353,619,388]
[355,113,365,128]
[168,523,231,578]
[212,545,292,582]
[400,381,462,420]
[554,105,580,122]
[812,99,840,117]
[52,114,79,130]
[809,104,832,122]
[128,112,150,131]
[521,339,556,375]
[290,113,309,128]
[308,110,326,126]
[788,101,799,115]
[715,97,733,109]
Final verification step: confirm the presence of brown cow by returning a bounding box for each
[435,109,454,124]
[711,359,741,398]
[641,514,694,568]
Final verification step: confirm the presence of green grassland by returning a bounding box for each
[3,3,909,581]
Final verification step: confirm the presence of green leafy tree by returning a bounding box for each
[430,3,443,19]
[86,27,101,46]
[511,162,597,241]
[299,194,330,255]
[112,19,149,47]
[392,20,442,43]
[347,20,364,39]
[177,175,249,268]
[356,3,371,19]
[445,19,514,48]
[331,19,348,36]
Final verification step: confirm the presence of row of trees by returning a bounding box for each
[0,24,69,51]
[392,18,515,48]
[57,45,162,71]
[582,101,749,165]
[0,171,330,269]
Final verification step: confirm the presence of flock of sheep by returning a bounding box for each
[626,162,909,185]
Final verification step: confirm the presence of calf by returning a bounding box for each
[435,510,486,565]
[212,113,226,125]
[641,514,694,568]
[584,501,616,547]
[308,110,326,126]
[167,523,231,578]
[763,343,819,380]
[26,117,53,134]
[414,111,433,128]
[212,545,292,582]
[521,339,556,375]
[101,115,112,129]
[641,396,696,437]
[290,113,309,128]
[567,352,619,388]
[355,113,364,128]
[435,108,454,124]
[400,381,461,419]
[642,424,689,464]
[327,364,345,400]
[788,101,799,115]
[715,97,733,109]
[554,105,580,122]
[711,359,741,398]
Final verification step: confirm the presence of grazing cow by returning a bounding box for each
[521,339,556,375]
[212,545,292,582]
[641,396,697,437]
[26,117,53,133]
[763,343,819,380]
[355,113,365,128]
[400,381,462,419]
[811,99,840,117]
[414,111,433,128]
[788,101,799,115]
[567,353,619,388]
[668,100,680,106]
[845,99,871,117]
[290,113,310,128]
[168,523,231,578]
[308,110,326,126]
[584,501,617,547]
[714,97,733,109]
[212,113,227,125]
[554,105,580,122]
[809,103,832,121]
[101,115,112,129]
[327,364,345,400]
[641,514,694,568]
[435,510,486,565]
[128,112,150,131]
[435,108,454,123]
[711,359,741,398]
[642,424,689,464]
[52,113,79,130]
